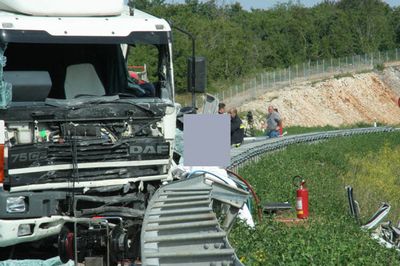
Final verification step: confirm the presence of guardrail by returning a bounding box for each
[228,127,396,172]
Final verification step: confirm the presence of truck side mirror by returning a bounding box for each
[187,56,206,93]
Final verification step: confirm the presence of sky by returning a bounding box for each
[165,0,399,10]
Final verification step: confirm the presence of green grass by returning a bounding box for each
[230,132,400,265]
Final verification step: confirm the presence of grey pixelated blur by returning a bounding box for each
[183,114,230,167]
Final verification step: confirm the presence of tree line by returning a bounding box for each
[132,0,400,93]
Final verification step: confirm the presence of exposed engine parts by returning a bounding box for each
[6,119,163,146]
[58,219,140,265]
[4,119,169,189]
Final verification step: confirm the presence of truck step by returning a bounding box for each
[154,195,210,202]
[144,231,227,243]
[152,199,210,208]
[145,220,219,231]
[146,213,216,223]
[143,249,236,258]
[148,207,212,216]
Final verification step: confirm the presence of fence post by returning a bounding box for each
[289,66,291,84]
[236,85,238,95]
[222,91,224,101]
[316,60,319,73]
[396,48,398,61]
[284,68,286,81]
[266,72,269,89]
[378,51,381,63]
[371,53,373,67]
[303,63,306,78]
[322,59,325,74]
[273,71,276,85]
[254,78,257,98]
[261,73,264,89]
[296,64,299,78]
[338,58,341,71]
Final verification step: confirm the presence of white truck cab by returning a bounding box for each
[0,0,178,261]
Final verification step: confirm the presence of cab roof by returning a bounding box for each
[0,8,171,39]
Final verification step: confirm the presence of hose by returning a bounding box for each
[186,170,230,185]
[226,169,263,223]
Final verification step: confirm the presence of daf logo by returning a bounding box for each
[130,144,169,154]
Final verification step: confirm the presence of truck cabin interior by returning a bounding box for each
[2,43,162,101]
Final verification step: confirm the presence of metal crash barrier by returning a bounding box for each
[229,127,395,171]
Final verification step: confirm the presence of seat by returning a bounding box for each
[64,63,105,99]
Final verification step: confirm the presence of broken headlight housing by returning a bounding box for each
[6,196,27,213]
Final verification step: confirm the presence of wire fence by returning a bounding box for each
[188,48,400,108]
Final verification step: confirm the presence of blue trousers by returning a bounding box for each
[266,130,279,138]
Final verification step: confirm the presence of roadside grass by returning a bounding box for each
[343,144,400,222]
[230,132,400,265]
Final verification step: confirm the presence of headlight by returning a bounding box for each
[6,196,27,213]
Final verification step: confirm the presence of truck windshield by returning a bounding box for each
[1,41,172,104]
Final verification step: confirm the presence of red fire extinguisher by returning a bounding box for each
[293,175,309,219]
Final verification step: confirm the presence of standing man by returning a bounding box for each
[218,103,226,114]
[229,108,245,147]
[265,105,282,138]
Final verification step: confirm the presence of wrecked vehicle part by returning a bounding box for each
[361,203,391,230]
[141,175,249,266]
[372,221,400,252]
[345,186,391,230]
[0,10,177,264]
[0,3,250,265]
[345,186,400,252]
[345,186,360,224]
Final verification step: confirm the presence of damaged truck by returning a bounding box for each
[0,1,249,265]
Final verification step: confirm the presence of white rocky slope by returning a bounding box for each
[238,66,400,128]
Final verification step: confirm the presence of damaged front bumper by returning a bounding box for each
[0,215,72,247]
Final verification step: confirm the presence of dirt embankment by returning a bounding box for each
[238,66,400,128]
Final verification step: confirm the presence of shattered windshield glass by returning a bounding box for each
[0,31,173,107]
